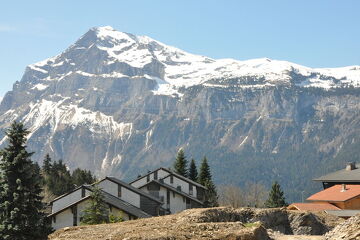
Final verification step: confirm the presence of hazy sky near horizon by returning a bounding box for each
[0,0,359,97]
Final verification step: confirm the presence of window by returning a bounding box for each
[154,171,158,180]
[72,206,77,226]
[81,188,86,198]
[176,186,181,192]
[147,174,150,182]
[189,184,193,195]
[109,204,112,212]
[118,185,122,198]
[170,175,173,184]
[53,216,56,223]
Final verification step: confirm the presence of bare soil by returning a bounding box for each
[49,207,343,240]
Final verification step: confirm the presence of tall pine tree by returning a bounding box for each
[173,149,188,177]
[0,122,49,240]
[188,158,198,182]
[264,181,287,208]
[198,157,211,186]
[198,157,218,207]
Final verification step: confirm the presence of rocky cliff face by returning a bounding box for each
[1,26,360,201]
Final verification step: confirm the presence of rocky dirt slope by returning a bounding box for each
[325,214,360,240]
[49,207,341,240]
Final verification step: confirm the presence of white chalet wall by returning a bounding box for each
[52,188,91,213]
[52,208,73,230]
[131,169,169,188]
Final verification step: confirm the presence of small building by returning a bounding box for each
[306,184,360,209]
[48,185,152,230]
[130,167,206,214]
[48,170,206,230]
[288,184,360,218]
[96,176,163,216]
[314,162,360,189]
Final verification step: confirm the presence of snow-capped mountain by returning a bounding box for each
[1,26,360,201]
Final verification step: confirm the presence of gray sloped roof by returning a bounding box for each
[48,185,151,219]
[325,210,360,217]
[100,189,151,218]
[103,176,162,203]
[130,167,206,189]
[314,163,360,182]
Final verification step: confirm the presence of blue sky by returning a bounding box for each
[0,0,359,98]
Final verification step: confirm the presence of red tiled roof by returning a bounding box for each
[288,202,340,211]
[307,184,360,202]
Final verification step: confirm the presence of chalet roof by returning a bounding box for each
[48,186,151,219]
[98,176,162,203]
[314,163,360,182]
[142,180,204,205]
[130,167,206,189]
[287,202,340,211]
[307,184,360,202]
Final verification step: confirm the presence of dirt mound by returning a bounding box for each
[181,207,339,235]
[325,214,360,240]
[49,207,341,240]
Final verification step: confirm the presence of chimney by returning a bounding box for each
[346,162,356,171]
[341,184,347,192]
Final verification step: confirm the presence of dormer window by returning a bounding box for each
[147,175,150,182]
[170,175,173,184]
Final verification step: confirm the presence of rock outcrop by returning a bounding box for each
[325,214,360,240]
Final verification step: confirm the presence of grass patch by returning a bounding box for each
[243,222,260,228]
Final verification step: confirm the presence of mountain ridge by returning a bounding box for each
[1,26,360,202]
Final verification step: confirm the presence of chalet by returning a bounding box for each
[314,162,360,189]
[130,167,206,214]
[288,163,360,218]
[288,184,360,218]
[48,170,207,230]
[48,176,162,230]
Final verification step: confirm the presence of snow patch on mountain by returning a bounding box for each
[25,26,360,97]
[21,99,133,140]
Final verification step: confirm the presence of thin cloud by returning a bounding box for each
[0,24,16,32]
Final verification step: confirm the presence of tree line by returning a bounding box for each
[42,154,96,202]
[173,149,218,207]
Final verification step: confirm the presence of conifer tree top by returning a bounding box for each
[173,149,188,177]
[264,181,287,208]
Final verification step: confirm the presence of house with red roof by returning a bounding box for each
[288,162,360,218]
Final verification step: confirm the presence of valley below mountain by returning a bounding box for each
[1,26,360,201]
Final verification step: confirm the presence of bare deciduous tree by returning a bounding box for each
[218,185,244,208]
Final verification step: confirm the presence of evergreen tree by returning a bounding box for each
[264,181,287,208]
[204,179,219,207]
[42,153,52,174]
[188,158,198,182]
[198,157,218,207]
[173,149,188,177]
[197,157,211,186]
[0,122,50,240]
[81,187,109,225]
[47,159,74,196]
[72,168,97,187]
